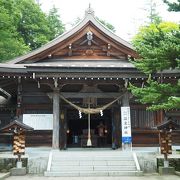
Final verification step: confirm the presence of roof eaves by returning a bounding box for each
[88,15,134,49]
[6,15,90,64]
[6,13,135,65]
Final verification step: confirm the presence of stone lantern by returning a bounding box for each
[157,117,180,174]
[1,118,33,175]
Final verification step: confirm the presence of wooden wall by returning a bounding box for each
[172,131,180,145]
[1,129,179,147]
[132,129,159,147]
[25,130,52,147]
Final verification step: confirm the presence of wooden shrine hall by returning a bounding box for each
[0,7,179,150]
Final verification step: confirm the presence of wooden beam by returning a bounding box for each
[52,88,60,149]
[22,92,122,99]
[61,92,122,98]
[46,92,122,99]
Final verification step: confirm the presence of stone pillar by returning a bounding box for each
[52,88,60,149]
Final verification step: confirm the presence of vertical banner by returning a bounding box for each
[121,107,132,144]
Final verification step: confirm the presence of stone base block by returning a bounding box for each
[159,166,175,175]
[10,167,26,176]
[175,171,180,176]
[0,172,10,180]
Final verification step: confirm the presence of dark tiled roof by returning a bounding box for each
[6,12,135,64]
[26,60,135,68]
[0,120,34,132]
[157,119,180,130]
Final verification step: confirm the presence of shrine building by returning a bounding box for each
[0,7,179,150]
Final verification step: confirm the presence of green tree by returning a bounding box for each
[0,1,29,62]
[132,22,179,73]
[129,22,180,110]
[70,17,82,27]
[71,17,116,32]
[16,0,52,50]
[47,6,65,40]
[0,0,65,62]
[97,18,116,32]
[145,0,162,24]
[163,0,180,11]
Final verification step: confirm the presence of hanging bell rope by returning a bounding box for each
[87,103,92,146]
[59,93,125,115]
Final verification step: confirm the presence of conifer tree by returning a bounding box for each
[130,21,180,111]
[163,0,180,11]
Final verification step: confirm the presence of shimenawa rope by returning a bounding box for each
[59,93,124,115]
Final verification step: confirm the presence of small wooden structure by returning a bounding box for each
[1,119,33,162]
[157,117,180,167]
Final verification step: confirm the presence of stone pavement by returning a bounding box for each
[3,174,180,180]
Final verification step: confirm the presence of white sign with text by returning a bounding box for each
[23,114,53,130]
[121,107,132,144]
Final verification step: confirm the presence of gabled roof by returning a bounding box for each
[157,118,180,130]
[7,7,137,65]
[0,119,34,132]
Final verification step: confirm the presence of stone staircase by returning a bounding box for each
[44,149,142,177]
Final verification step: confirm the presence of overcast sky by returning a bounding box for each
[39,0,180,41]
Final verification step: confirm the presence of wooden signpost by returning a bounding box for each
[13,131,26,162]
[157,117,180,174]
[159,130,172,166]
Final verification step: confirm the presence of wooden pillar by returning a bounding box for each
[60,109,67,150]
[112,106,121,149]
[156,110,164,125]
[122,91,130,106]
[121,91,132,150]
[16,77,22,120]
[52,88,60,149]
[64,109,67,149]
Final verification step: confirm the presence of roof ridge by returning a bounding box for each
[6,8,135,64]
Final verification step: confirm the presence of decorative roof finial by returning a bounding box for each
[85,3,95,16]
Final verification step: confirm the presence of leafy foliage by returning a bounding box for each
[47,6,65,40]
[96,17,116,32]
[132,22,180,74]
[71,17,116,32]
[129,80,180,110]
[130,21,180,111]
[0,0,65,61]
[145,0,162,24]
[163,0,180,11]
[16,0,52,50]
[0,0,30,62]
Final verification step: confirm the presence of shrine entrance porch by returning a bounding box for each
[66,109,112,148]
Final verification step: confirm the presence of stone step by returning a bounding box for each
[0,172,10,180]
[51,160,135,166]
[52,156,133,161]
[51,165,136,172]
[52,152,133,156]
[107,161,135,166]
[52,154,133,157]
[44,150,142,177]
[53,152,131,156]
[44,170,141,177]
